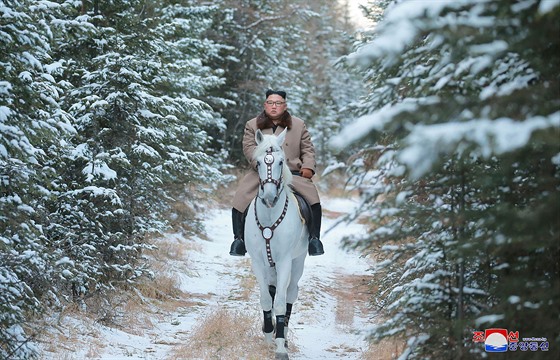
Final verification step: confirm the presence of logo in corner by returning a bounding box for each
[473,327,548,352]
[484,328,508,352]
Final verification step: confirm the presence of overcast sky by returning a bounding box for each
[346,0,372,28]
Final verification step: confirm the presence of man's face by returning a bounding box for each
[264,94,287,119]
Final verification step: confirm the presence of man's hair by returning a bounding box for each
[266,89,286,99]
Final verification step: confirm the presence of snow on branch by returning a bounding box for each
[399,111,560,179]
[330,96,440,150]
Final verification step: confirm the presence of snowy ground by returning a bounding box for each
[36,195,379,359]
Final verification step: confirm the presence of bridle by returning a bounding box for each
[257,147,284,207]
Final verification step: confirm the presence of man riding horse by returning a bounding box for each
[229,89,324,257]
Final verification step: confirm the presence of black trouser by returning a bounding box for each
[309,203,322,240]
[232,208,246,240]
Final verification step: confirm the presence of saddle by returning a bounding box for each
[290,187,312,225]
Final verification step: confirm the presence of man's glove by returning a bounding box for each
[300,168,313,179]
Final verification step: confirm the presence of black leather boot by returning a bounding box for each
[308,204,325,256]
[229,208,247,256]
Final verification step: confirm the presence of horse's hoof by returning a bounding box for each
[275,338,288,358]
[264,331,275,345]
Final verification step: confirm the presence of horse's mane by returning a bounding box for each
[253,134,293,187]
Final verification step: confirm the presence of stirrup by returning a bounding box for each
[308,237,324,256]
[229,237,247,256]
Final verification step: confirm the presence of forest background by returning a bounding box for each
[1,0,558,359]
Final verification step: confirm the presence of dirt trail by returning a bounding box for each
[166,198,376,359]
[37,197,381,359]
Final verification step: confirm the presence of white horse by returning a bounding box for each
[245,128,308,360]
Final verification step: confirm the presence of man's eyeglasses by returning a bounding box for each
[265,101,286,106]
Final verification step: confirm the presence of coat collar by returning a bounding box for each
[256,111,292,130]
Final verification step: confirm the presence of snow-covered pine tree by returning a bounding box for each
[154,0,229,168]
[335,0,559,358]
[45,0,225,300]
[200,0,308,162]
[201,0,359,164]
[0,1,74,358]
[288,0,366,165]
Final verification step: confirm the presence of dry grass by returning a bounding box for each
[34,303,108,359]
[151,235,194,261]
[361,338,406,360]
[148,235,202,279]
[34,232,209,359]
[169,308,274,360]
[166,192,202,235]
[123,237,207,319]
[317,274,374,330]
[318,273,406,360]
[227,258,257,302]
[133,272,204,316]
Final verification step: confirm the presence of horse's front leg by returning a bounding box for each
[273,258,292,359]
[263,309,274,344]
[282,252,305,348]
[251,261,275,344]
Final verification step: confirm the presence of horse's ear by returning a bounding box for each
[255,129,264,144]
[277,128,287,146]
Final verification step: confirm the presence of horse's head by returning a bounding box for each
[253,129,293,208]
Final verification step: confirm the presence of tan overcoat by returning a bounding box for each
[232,112,320,212]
